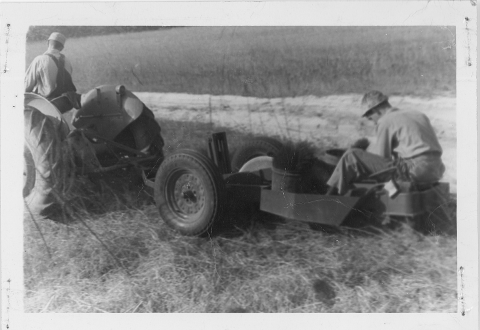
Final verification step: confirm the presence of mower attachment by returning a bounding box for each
[260,190,363,226]
[356,181,450,219]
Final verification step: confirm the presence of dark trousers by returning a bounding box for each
[326,148,444,195]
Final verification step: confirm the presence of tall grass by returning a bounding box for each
[24,120,457,313]
[24,205,457,313]
[25,27,455,97]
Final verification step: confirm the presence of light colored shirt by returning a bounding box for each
[369,108,443,159]
[24,49,73,98]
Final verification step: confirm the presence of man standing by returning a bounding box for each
[326,90,445,195]
[25,32,77,100]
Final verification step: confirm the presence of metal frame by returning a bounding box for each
[142,132,451,228]
[71,128,163,174]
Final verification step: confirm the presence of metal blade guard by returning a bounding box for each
[260,189,362,226]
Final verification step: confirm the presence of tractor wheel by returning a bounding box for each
[154,149,226,236]
[24,108,71,216]
[231,136,283,172]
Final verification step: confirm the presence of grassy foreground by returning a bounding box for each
[24,120,457,313]
[25,26,456,97]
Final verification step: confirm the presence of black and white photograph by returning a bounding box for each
[0,1,477,329]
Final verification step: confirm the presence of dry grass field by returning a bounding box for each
[24,27,457,313]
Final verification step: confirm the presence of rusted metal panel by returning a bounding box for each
[259,189,361,226]
[356,182,450,218]
[226,184,265,204]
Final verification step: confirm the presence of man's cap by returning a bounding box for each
[48,32,66,46]
[361,90,388,117]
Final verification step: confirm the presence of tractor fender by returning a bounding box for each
[24,93,70,136]
[72,85,145,141]
[238,155,273,181]
[239,155,273,173]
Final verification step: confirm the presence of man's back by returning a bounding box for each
[25,33,75,99]
[370,108,443,159]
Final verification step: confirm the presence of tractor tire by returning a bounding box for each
[231,136,283,172]
[24,108,70,216]
[154,149,226,236]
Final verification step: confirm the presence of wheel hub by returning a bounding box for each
[173,174,205,215]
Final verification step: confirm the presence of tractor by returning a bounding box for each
[24,85,164,215]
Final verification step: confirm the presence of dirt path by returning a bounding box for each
[136,92,457,193]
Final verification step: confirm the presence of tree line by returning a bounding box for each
[27,26,177,42]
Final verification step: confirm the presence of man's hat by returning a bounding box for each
[48,32,66,46]
[361,90,388,117]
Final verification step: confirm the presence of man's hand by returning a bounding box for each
[64,91,81,109]
[351,138,370,150]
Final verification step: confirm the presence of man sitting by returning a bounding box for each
[326,90,445,195]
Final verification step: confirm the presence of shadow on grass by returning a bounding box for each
[39,169,154,224]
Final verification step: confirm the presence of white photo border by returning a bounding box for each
[0,1,477,330]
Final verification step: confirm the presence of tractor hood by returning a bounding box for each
[72,85,145,141]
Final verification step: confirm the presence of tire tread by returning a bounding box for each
[154,149,225,236]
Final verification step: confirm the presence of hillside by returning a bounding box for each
[25,26,456,97]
